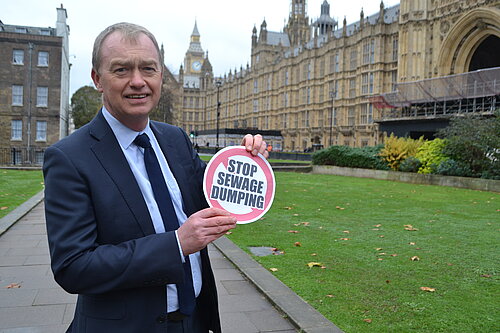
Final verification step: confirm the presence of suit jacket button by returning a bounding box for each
[156,315,166,323]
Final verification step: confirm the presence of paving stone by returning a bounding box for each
[63,303,76,324]
[0,256,28,267]
[0,289,37,307]
[0,265,49,278]
[247,309,296,332]
[0,324,69,333]
[0,305,66,329]
[213,267,246,281]
[219,312,259,333]
[218,293,271,313]
[24,255,50,265]
[33,288,76,306]
[221,280,260,295]
[209,256,236,269]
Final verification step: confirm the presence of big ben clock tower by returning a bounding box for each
[184,21,205,75]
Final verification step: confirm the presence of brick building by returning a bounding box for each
[0,5,70,165]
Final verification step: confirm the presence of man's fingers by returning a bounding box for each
[195,207,231,218]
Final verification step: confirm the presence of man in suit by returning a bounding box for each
[43,22,269,333]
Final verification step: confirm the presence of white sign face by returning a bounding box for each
[203,146,275,224]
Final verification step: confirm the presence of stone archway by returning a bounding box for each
[469,35,500,71]
[437,7,500,75]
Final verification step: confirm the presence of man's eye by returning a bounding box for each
[114,68,127,74]
[143,67,156,72]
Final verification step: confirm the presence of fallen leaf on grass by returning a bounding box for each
[374,224,382,227]
[288,230,299,233]
[294,222,310,226]
[225,231,233,235]
[390,254,398,257]
[363,319,372,323]
[311,253,317,256]
[292,214,300,217]
[5,283,21,289]
[481,274,492,278]
[269,268,278,272]
[375,248,383,251]
[404,224,419,231]
[0,207,8,210]
[326,294,335,298]
[409,242,416,246]
[335,206,345,210]
[307,262,323,268]
[420,287,435,292]
[283,206,293,210]
[343,230,350,233]
[294,242,302,247]
[410,256,420,261]
[340,238,350,241]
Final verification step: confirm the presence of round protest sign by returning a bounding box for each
[203,146,275,224]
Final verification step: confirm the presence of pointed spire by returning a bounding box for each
[261,18,267,29]
[192,20,200,37]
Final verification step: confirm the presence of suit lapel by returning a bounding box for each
[151,123,196,216]
[89,111,156,236]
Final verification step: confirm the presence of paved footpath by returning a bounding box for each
[0,202,296,333]
[0,193,341,333]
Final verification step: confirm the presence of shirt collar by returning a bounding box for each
[101,106,152,150]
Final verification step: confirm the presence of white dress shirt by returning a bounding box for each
[102,107,202,313]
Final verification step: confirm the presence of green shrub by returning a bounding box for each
[415,138,448,174]
[437,112,500,178]
[399,156,421,173]
[436,159,474,177]
[312,145,388,170]
[379,134,425,170]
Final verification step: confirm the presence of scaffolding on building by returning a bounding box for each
[372,67,500,120]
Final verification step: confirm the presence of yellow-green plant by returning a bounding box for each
[415,138,449,174]
[379,133,425,170]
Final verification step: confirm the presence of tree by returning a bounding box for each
[150,85,176,124]
[71,86,102,129]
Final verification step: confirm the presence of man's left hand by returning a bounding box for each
[241,134,269,159]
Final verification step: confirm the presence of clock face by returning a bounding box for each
[192,61,202,71]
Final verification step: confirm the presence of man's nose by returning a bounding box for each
[129,69,146,88]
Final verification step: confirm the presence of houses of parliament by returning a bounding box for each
[166,0,499,152]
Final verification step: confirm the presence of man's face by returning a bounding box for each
[91,31,162,131]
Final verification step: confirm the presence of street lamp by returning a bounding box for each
[329,89,337,147]
[216,80,222,149]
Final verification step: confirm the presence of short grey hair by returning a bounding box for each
[92,22,163,72]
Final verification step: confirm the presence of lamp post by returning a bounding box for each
[329,90,336,147]
[216,80,222,149]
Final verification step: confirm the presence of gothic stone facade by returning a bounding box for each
[175,0,499,151]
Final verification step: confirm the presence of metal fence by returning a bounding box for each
[0,147,45,166]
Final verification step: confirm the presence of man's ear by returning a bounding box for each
[91,69,103,92]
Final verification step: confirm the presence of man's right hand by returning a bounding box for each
[177,208,237,255]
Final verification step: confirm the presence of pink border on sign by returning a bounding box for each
[203,146,275,224]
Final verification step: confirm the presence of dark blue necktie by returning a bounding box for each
[134,133,196,316]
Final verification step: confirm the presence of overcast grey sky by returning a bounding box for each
[2,0,399,97]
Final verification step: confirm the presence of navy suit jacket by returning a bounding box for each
[43,111,220,332]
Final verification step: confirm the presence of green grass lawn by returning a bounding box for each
[0,170,44,219]
[227,172,499,332]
